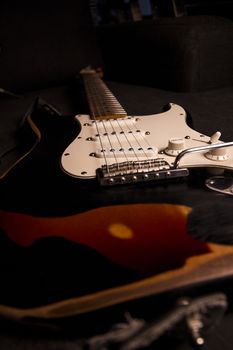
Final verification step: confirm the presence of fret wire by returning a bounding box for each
[85,74,126,118]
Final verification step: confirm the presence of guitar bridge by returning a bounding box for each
[96,159,189,186]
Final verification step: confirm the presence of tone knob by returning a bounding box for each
[165,138,185,156]
[205,145,229,161]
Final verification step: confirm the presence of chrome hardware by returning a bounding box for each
[173,141,233,168]
[97,159,189,186]
[206,176,233,196]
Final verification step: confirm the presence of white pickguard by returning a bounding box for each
[61,103,233,180]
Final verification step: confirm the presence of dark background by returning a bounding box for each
[89,0,233,25]
[0,1,233,350]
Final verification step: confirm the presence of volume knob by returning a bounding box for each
[205,145,229,161]
[165,138,185,156]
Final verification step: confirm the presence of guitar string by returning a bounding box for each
[98,80,143,171]
[85,75,125,173]
[96,82,130,171]
[90,77,119,166]
[93,76,157,166]
[113,119,141,162]
[107,119,130,168]
[121,118,158,172]
[85,73,158,176]
[109,93,159,174]
[89,74,129,170]
[95,77,141,164]
[84,75,109,173]
[100,81,158,174]
[96,79,157,170]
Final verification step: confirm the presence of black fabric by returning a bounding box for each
[97,16,233,92]
[0,83,81,169]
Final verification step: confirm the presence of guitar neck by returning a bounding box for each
[81,69,127,120]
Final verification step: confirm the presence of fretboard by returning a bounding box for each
[80,69,127,120]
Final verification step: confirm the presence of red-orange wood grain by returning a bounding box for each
[0,203,209,274]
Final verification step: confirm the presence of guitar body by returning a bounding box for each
[0,74,233,322]
[61,104,233,182]
[60,104,195,180]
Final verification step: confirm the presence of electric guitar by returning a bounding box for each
[0,69,233,324]
[61,68,233,186]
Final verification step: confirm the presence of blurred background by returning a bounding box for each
[89,0,233,25]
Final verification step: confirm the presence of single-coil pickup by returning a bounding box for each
[94,146,158,158]
[90,117,136,131]
[92,130,147,143]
